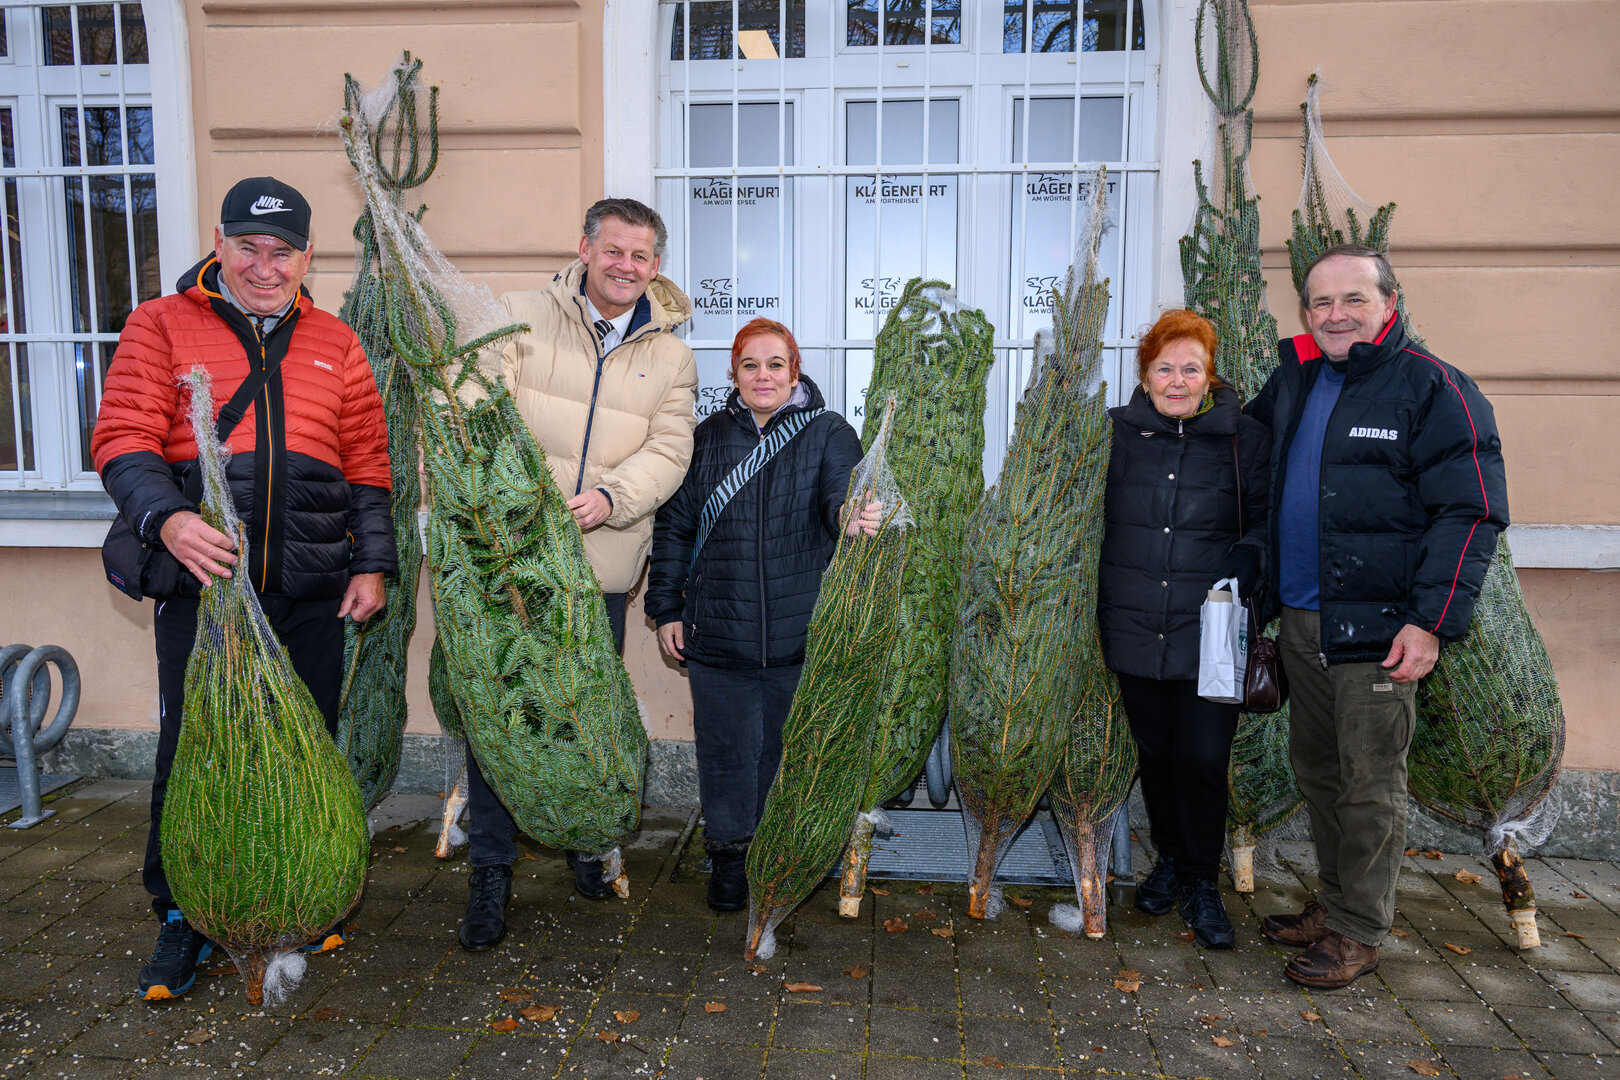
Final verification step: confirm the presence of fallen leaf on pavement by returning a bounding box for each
[1424,850,1444,860]
[870,887,890,896]
[613,1010,640,1024]
[1177,931,1195,942]
[1573,891,1588,899]
[844,966,867,978]
[912,907,938,919]
[784,982,823,993]
[1199,1015,1222,1024]
[1009,896,1034,909]
[1454,869,1483,885]
[1409,1060,1441,1076]
[1212,1035,1234,1048]
[1404,848,1420,856]
[747,964,767,975]
[490,1018,519,1032]
[597,1030,620,1043]
[499,988,531,1002]
[521,850,536,860]
[1444,943,1472,956]
[931,928,955,938]
[1113,977,1140,993]
[182,1028,214,1045]
[309,1007,341,1022]
[1567,932,1586,940]
[521,1004,557,1023]
[917,884,934,895]
[389,845,406,853]
[703,1002,727,1013]
[1390,928,1411,938]
[1117,968,1140,980]
[883,917,909,933]
[981,1055,1004,1067]
[1301,1010,1322,1022]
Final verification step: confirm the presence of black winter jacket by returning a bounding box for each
[1098,384,1271,681]
[644,376,863,669]
[1246,317,1508,664]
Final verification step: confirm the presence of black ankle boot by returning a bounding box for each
[1178,878,1235,950]
[1133,855,1178,916]
[565,850,612,900]
[706,837,750,912]
[459,865,513,951]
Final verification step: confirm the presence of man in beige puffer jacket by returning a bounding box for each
[459,199,697,949]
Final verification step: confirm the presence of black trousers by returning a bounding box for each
[687,660,804,846]
[465,592,627,867]
[146,593,344,910]
[1115,672,1240,883]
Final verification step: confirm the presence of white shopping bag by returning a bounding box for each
[1198,577,1249,704]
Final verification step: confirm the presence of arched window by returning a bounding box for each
[653,0,1156,473]
[0,2,193,493]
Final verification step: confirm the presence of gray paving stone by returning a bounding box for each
[1435,1044,1552,1078]
[759,1047,863,1079]
[1313,993,1426,1045]
[871,966,958,1012]
[1530,1050,1615,1079]
[252,1016,386,1073]
[1340,1045,1456,1079]
[956,969,1047,1019]
[1497,1005,1617,1054]
[959,1013,1059,1069]
[1401,998,1517,1048]
[1055,1019,1158,1073]
[867,1006,959,1059]
[352,1024,475,1078]
[1457,962,1568,1008]
[1245,1035,1358,1077]
[772,1000,869,1053]
[1152,1024,1263,1078]
[860,1056,967,1079]
[662,1042,767,1079]
[679,995,775,1045]
[449,1034,562,1078]
[1376,959,1475,1001]
[1542,971,1620,1012]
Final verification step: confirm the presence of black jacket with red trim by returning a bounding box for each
[1245,315,1508,664]
[92,256,395,601]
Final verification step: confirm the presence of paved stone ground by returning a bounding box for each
[0,779,1616,1080]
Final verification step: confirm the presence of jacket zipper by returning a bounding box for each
[571,302,668,497]
[756,425,768,667]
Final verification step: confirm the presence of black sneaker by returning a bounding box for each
[1133,856,1178,916]
[705,839,749,912]
[138,908,213,1001]
[565,850,612,901]
[458,865,514,951]
[1178,878,1236,950]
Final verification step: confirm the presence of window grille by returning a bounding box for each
[656,0,1156,479]
[1,2,157,490]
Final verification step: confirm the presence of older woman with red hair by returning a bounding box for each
[645,318,879,912]
[1097,309,1271,949]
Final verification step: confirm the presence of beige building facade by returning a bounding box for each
[2,1,1614,850]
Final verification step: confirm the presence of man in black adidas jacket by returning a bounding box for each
[1246,245,1508,989]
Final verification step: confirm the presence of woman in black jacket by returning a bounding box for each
[1098,309,1271,949]
[645,318,878,912]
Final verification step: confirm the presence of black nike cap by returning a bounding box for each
[219,176,311,250]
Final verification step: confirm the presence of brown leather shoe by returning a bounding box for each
[1284,932,1380,989]
[1261,902,1329,947]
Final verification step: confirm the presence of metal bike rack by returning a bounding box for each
[1,644,80,829]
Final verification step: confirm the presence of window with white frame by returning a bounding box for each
[657,0,1154,477]
[1,2,159,491]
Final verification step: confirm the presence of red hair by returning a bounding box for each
[1136,309,1222,388]
[729,318,802,381]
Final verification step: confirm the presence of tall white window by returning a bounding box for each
[657,0,1155,475]
[1,2,159,491]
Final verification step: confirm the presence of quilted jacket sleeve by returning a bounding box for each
[816,416,865,537]
[645,451,704,627]
[91,302,193,541]
[1405,362,1509,641]
[599,346,699,528]
[337,334,398,576]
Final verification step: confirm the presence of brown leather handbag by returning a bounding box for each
[1234,436,1288,713]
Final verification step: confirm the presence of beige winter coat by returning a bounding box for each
[490,261,697,594]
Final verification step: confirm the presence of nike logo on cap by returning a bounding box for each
[250,196,289,215]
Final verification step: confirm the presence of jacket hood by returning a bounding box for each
[548,258,694,336]
[1111,382,1241,437]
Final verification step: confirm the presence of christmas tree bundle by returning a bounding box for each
[1287,76,1563,948]
[340,59,647,878]
[163,371,369,1005]
[334,54,434,809]
[744,399,910,960]
[838,281,994,917]
[1177,0,1300,890]
[949,171,1110,920]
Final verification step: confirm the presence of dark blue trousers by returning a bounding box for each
[687,660,803,845]
[465,592,626,867]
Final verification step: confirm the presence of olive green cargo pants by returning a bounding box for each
[1279,607,1418,947]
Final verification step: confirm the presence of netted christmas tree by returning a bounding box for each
[837,280,994,918]
[1287,76,1564,948]
[340,58,647,884]
[744,398,911,960]
[950,170,1110,921]
[1177,0,1301,891]
[334,53,435,810]
[163,370,369,1006]
[1040,174,1134,939]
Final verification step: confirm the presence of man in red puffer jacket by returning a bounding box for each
[91,177,395,1002]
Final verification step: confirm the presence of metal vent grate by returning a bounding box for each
[0,766,76,816]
